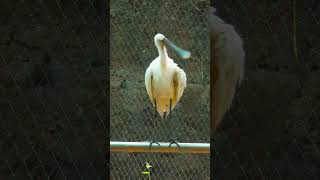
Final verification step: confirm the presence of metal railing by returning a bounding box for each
[111,141,210,154]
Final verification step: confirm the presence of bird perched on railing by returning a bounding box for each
[145,33,190,149]
[209,6,245,134]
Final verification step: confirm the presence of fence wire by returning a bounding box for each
[110,0,210,179]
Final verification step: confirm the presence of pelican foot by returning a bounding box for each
[148,140,161,150]
[168,140,180,149]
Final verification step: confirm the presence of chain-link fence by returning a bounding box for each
[110,0,210,179]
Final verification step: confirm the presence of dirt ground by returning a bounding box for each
[0,0,107,179]
[212,0,320,179]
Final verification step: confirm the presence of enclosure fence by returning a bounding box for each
[110,0,210,179]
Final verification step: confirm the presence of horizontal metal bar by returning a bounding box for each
[110,141,210,154]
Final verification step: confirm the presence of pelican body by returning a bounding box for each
[209,7,245,133]
[145,34,188,119]
[145,33,190,148]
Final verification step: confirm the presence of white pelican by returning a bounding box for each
[209,7,245,134]
[145,33,190,148]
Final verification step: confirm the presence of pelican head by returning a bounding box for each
[154,33,166,50]
[153,33,191,59]
[154,33,165,42]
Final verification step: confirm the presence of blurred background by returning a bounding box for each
[0,0,107,179]
[212,0,320,179]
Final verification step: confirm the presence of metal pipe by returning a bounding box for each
[110,141,210,154]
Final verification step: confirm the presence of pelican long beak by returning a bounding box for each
[163,38,191,59]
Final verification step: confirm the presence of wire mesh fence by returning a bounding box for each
[110,0,210,179]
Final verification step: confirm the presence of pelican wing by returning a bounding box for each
[145,67,155,105]
[172,67,187,106]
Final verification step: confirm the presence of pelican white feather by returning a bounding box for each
[145,33,187,118]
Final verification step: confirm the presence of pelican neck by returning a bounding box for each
[157,46,169,67]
